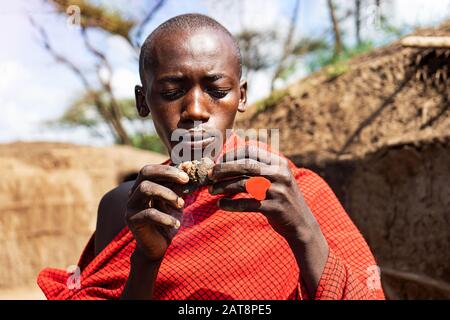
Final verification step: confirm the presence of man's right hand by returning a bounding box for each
[126,164,190,262]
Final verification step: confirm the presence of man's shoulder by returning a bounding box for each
[94,180,134,256]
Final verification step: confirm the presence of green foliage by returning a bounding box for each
[50,0,135,40]
[235,29,279,73]
[58,90,101,127]
[57,92,142,126]
[380,21,411,41]
[292,37,329,56]
[325,60,350,78]
[277,62,297,81]
[129,133,167,154]
[253,89,288,114]
[307,40,375,77]
[116,98,141,121]
[273,37,329,85]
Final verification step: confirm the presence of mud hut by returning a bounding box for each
[0,142,166,297]
[235,21,450,299]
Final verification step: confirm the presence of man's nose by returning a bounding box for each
[180,87,210,122]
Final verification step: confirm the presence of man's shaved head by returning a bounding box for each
[139,13,242,86]
[134,13,247,158]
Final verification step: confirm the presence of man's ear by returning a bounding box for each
[237,80,247,113]
[135,85,150,117]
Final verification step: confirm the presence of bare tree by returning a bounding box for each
[327,0,343,57]
[235,29,279,83]
[271,0,301,91]
[32,0,166,146]
[355,0,362,45]
[375,0,381,9]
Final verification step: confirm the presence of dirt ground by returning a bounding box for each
[0,285,45,300]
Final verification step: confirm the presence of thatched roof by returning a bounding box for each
[235,21,450,166]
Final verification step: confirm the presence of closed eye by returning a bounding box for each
[160,90,185,101]
[206,88,230,99]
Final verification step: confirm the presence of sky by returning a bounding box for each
[0,0,449,146]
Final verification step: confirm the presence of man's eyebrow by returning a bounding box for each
[203,73,229,81]
[156,75,185,83]
[156,73,230,83]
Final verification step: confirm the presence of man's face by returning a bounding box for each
[136,28,247,160]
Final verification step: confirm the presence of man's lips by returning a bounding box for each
[177,130,217,149]
[180,135,216,149]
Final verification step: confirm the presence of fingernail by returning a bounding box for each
[162,217,173,226]
[173,219,181,229]
[177,197,185,208]
[179,172,189,182]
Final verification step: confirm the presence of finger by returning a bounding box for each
[153,198,183,220]
[128,180,185,209]
[209,177,248,195]
[220,145,287,167]
[217,198,264,212]
[127,207,181,229]
[130,164,189,196]
[210,159,276,181]
[169,182,203,196]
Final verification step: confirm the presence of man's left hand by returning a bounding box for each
[208,145,322,245]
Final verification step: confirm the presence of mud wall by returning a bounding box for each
[0,142,166,289]
[304,139,450,299]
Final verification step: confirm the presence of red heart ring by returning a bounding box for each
[245,176,271,201]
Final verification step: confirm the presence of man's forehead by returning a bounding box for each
[148,29,239,75]
[183,32,223,58]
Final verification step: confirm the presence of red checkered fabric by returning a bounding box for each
[37,133,385,300]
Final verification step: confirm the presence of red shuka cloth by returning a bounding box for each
[37,133,385,300]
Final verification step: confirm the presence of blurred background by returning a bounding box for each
[0,0,449,299]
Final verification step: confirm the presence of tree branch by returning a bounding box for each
[355,0,361,45]
[80,27,113,86]
[29,15,91,90]
[133,0,166,49]
[327,0,343,57]
[270,0,300,91]
[79,27,132,145]
[30,16,131,145]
